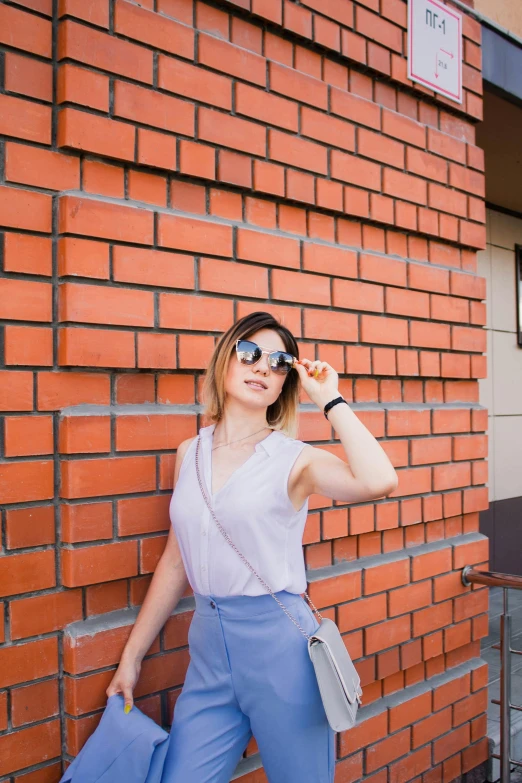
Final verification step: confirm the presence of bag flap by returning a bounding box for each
[308,617,362,704]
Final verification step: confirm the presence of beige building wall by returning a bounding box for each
[474,0,522,39]
[478,208,522,502]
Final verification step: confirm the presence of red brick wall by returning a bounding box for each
[0,0,490,780]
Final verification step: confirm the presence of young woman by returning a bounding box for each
[106,310,398,783]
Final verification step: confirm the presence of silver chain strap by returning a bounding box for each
[195,435,324,642]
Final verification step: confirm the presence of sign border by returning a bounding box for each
[407,0,463,104]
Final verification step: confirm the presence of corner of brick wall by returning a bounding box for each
[0,0,489,780]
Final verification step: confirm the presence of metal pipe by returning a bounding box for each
[462,566,522,590]
[500,589,512,783]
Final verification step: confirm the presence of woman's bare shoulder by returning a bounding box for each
[173,435,198,485]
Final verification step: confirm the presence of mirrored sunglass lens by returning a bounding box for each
[237,340,261,363]
[270,351,294,372]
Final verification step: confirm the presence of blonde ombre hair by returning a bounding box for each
[201,311,301,439]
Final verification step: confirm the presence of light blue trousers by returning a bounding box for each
[162,590,336,783]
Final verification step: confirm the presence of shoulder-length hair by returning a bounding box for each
[201,311,301,439]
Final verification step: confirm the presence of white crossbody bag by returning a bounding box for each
[195,435,362,733]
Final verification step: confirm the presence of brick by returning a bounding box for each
[356,6,402,53]
[252,0,282,24]
[333,279,384,312]
[433,724,470,764]
[269,62,327,110]
[360,253,407,287]
[389,746,432,783]
[303,244,357,278]
[406,147,448,183]
[59,282,154,328]
[0,184,52,233]
[58,107,135,162]
[313,15,341,51]
[366,727,411,773]
[62,541,138,586]
[0,277,52,323]
[383,109,425,148]
[412,548,452,580]
[428,128,466,163]
[57,62,109,111]
[199,107,265,157]
[199,33,266,87]
[57,237,109,280]
[114,81,194,136]
[361,314,409,346]
[413,600,452,636]
[340,711,388,756]
[272,269,330,306]
[10,591,82,641]
[359,128,404,167]
[4,325,52,367]
[113,246,193,290]
[59,415,111,455]
[386,287,429,318]
[269,129,327,174]
[82,159,123,199]
[301,108,355,152]
[4,415,54,458]
[159,292,233,331]
[365,615,411,654]
[59,195,153,245]
[283,0,312,37]
[389,581,432,616]
[237,228,300,269]
[58,20,152,83]
[365,558,409,595]
[332,151,381,190]
[338,594,387,632]
[5,51,52,102]
[449,164,485,197]
[304,309,358,342]
[389,691,431,732]
[344,186,369,218]
[199,257,268,299]
[114,0,194,59]
[58,0,109,27]
[218,150,252,188]
[0,3,52,57]
[137,128,177,170]
[3,233,52,278]
[410,321,450,350]
[61,456,155,500]
[0,461,54,505]
[413,707,452,748]
[331,88,381,130]
[5,141,79,192]
[236,83,298,132]
[383,168,427,205]
[408,263,450,294]
[58,326,135,369]
[432,293,470,325]
[159,214,233,256]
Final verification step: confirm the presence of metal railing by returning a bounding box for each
[462,567,522,783]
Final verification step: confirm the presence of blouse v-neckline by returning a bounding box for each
[208,425,278,498]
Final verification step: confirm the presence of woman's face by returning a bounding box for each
[224,328,292,410]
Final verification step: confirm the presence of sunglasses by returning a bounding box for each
[235,339,297,375]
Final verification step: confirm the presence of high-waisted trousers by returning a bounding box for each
[161,589,336,783]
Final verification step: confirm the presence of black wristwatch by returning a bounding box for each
[323,395,348,419]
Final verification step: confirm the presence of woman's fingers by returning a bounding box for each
[122,686,134,714]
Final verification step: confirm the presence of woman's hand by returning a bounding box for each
[294,357,340,407]
[106,655,142,714]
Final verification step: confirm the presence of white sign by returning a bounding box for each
[408,0,463,104]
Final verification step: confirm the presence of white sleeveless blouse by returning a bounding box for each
[169,423,310,597]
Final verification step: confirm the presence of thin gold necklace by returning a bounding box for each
[212,425,273,451]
